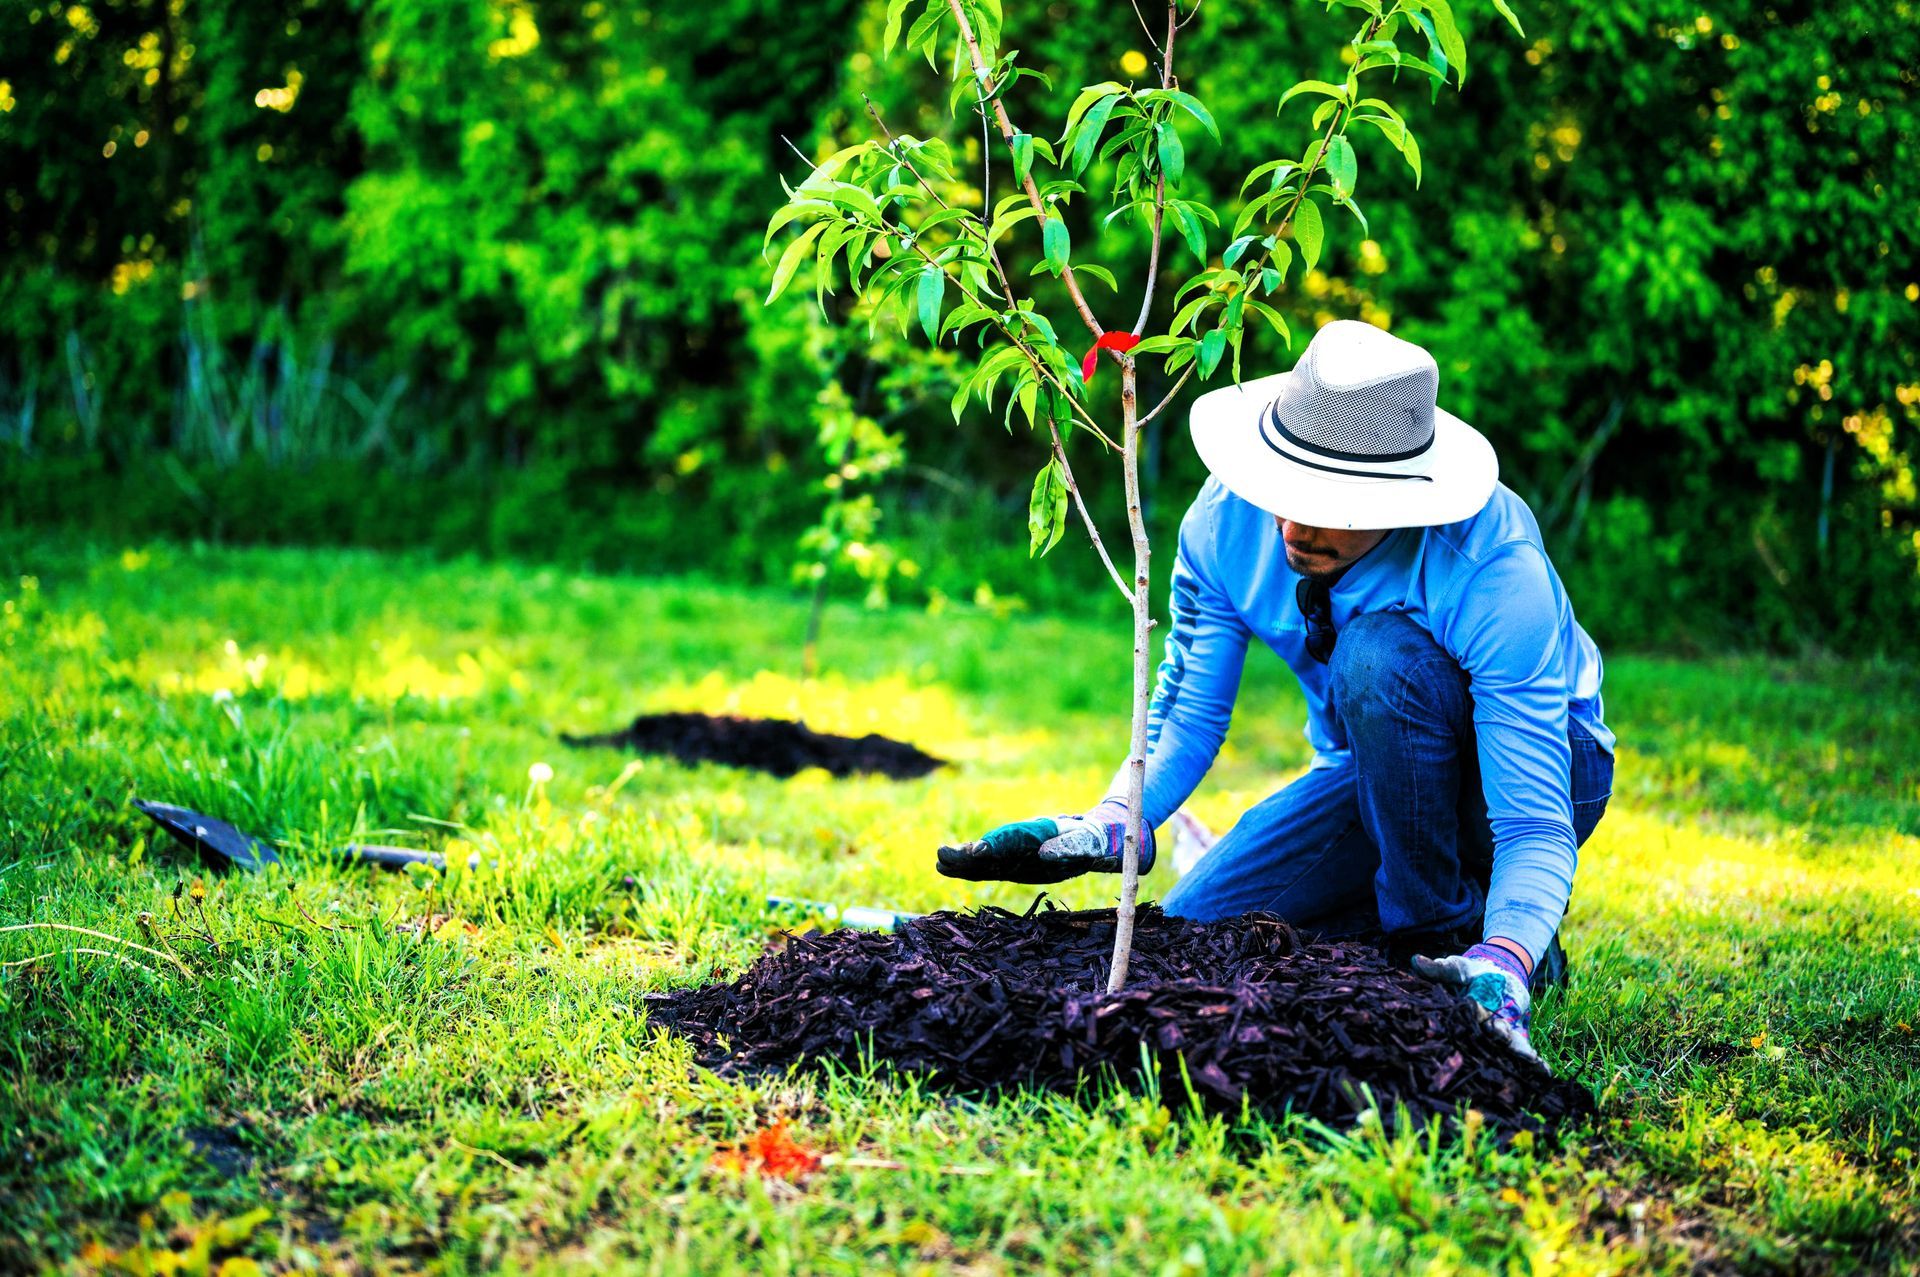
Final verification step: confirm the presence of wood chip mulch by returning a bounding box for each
[653,900,1595,1136]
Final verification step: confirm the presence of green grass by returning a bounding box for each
[2,533,1917,1275]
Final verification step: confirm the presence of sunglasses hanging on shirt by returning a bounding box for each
[1296,576,1338,664]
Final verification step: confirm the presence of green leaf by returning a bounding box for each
[1423,0,1468,85]
[1223,234,1258,268]
[1401,130,1423,187]
[969,0,1004,49]
[766,221,828,303]
[1060,81,1129,143]
[1268,239,1293,286]
[1042,215,1071,274]
[940,302,996,341]
[826,183,885,224]
[1198,329,1227,377]
[1338,193,1369,235]
[1492,0,1526,37]
[1326,136,1357,198]
[1069,94,1121,174]
[1355,112,1405,149]
[1151,89,1220,140]
[975,344,1028,410]
[1012,304,1060,345]
[1017,378,1038,428]
[1170,295,1213,335]
[1355,97,1406,128]
[815,224,853,304]
[951,369,975,422]
[1072,262,1119,292]
[1292,198,1324,273]
[1277,80,1348,114]
[915,207,974,235]
[989,204,1039,244]
[1128,334,1186,355]
[1011,132,1035,187]
[1155,122,1185,186]
[797,143,874,191]
[1232,189,1283,238]
[1245,300,1291,346]
[1168,202,1207,264]
[916,266,946,343]
[1028,459,1068,557]
[1100,121,1151,164]
[763,199,833,253]
[1239,159,1299,199]
[882,0,913,55]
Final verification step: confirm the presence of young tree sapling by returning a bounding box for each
[765,0,1516,989]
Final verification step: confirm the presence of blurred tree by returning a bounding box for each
[0,0,1913,650]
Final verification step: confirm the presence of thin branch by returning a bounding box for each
[859,90,1122,454]
[942,0,1105,340]
[1273,101,1349,241]
[1263,15,1384,256]
[893,226,1122,453]
[1134,365,1194,429]
[822,102,1119,449]
[1128,0,1165,57]
[863,95,1026,339]
[979,84,992,236]
[1130,2,1181,336]
[856,107,1132,583]
[1048,419,1132,603]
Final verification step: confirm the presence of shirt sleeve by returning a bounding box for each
[1105,489,1251,828]
[1435,542,1576,963]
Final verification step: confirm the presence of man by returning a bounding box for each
[937,320,1614,1060]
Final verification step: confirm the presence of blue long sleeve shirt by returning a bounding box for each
[1121,477,1612,960]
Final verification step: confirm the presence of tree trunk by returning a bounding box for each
[1108,360,1152,993]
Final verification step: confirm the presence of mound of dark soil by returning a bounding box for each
[654,901,1594,1136]
[561,712,944,780]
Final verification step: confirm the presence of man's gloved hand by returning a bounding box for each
[1412,942,1538,1061]
[936,797,1155,884]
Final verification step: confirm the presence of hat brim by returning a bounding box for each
[1189,371,1498,530]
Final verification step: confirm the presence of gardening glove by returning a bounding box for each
[1413,942,1539,1062]
[936,797,1155,884]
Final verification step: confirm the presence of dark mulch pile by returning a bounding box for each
[561,711,944,780]
[653,901,1594,1136]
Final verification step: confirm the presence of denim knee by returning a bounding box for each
[1328,610,1466,729]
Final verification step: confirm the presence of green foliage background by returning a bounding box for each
[2,0,1916,651]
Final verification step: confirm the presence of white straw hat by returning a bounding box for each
[1188,319,1498,530]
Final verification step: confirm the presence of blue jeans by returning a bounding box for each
[1161,611,1613,955]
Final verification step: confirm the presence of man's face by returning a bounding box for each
[1275,516,1389,579]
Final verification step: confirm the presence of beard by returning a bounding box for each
[1284,544,1346,579]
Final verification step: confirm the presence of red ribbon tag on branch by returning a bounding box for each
[1081,331,1141,383]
